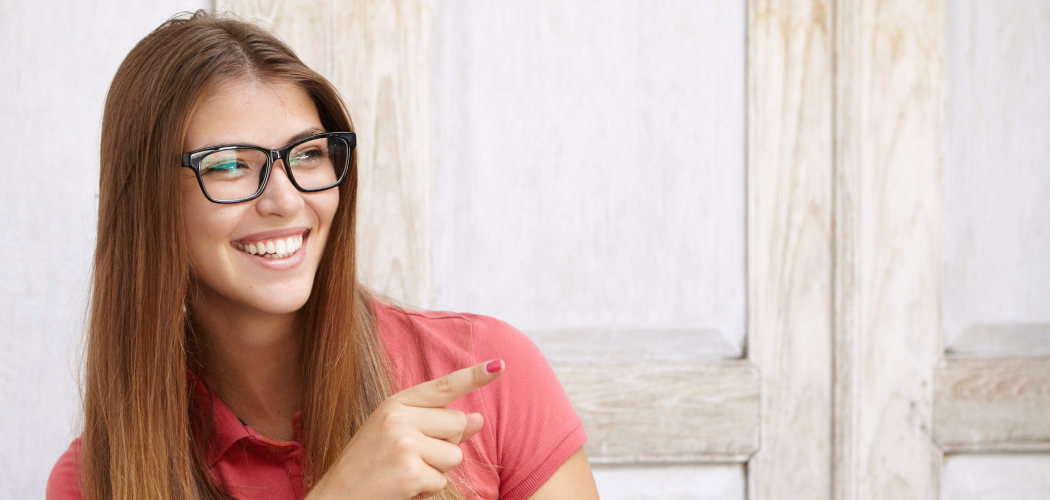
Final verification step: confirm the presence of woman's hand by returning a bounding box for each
[306,359,505,500]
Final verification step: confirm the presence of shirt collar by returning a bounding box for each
[188,371,304,466]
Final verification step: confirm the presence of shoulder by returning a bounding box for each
[374,301,540,379]
[47,437,85,500]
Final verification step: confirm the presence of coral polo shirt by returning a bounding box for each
[47,304,587,500]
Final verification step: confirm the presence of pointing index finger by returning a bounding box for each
[396,359,504,408]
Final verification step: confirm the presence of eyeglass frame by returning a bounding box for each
[180,131,357,204]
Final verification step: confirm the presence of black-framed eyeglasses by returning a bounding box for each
[181,132,356,204]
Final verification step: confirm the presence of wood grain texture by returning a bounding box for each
[934,358,1050,452]
[218,0,434,308]
[746,0,834,499]
[833,0,945,499]
[552,361,760,464]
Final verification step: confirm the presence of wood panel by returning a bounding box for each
[430,0,747,353]
[942,454,1050,500]
[218,0,434,308]
[943,0,1050,354]
[591,464,746,500]
[833,0,945,499]
[934,358,1050,452]
[553,361,760,464]
[746,0,834,499]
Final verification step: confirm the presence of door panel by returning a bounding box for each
[432,0,748,354]
[592,464,746,500]
[944,0,1050,357]
[942,455,1050,500]
[937,1,1050,495]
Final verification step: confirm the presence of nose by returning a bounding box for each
[255,160,304,217]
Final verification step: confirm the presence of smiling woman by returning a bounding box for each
[45,11,597,500]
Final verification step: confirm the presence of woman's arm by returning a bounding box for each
[527,448,600,500]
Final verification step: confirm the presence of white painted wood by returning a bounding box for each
[936,4,1050,497]
[552,361,760,463]
[943,0,1050,354]
[0,2,209,497]
[934,358,1050,453]
[530,329,738,363]
[746,0,834,498]
[592,464,745,500]
[218,0,435,308]
[942,454,1050,500]
[431,0,748,355]
[833,0,945,498]
[948,325,1050,358]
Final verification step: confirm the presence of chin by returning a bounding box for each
[245,290,313,316]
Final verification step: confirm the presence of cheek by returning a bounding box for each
[306,190,341,258]
[181,190,243,270]
[316,190,340,226]
[308,190,340,234]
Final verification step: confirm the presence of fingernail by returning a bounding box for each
[486,359,503,373]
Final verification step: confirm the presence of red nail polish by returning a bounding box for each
[486,359,503,373]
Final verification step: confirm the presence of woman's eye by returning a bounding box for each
[201,160,250,177]
[291,148,326,164]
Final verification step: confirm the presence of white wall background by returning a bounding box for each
[0,1,208,497]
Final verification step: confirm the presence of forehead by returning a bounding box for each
[183,79,323,152]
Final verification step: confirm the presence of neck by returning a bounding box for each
[190,289,304,442]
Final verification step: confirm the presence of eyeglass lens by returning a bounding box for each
[198,136,349,201]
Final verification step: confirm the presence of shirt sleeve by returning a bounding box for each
[47,437,85,500]
[465,314,588,500]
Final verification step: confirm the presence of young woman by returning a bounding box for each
[47,11,599,500]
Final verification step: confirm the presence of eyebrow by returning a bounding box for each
[198,127,328,150]
[284,127,327,146]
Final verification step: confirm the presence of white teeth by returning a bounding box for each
[235,233,305,258]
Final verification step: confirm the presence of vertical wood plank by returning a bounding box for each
[332,0,432,308]
[833,0,944,498]
[216,0,433,307]
[746,0,834,499]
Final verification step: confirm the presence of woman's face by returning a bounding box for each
[180,80,339,317]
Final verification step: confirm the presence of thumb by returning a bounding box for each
[460,413,484,443]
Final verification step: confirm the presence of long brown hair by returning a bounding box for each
[84,11,460,500]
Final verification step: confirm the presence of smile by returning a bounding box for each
[235,233,304,259]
